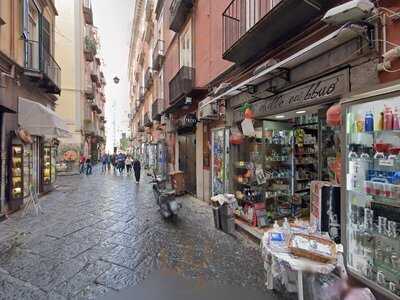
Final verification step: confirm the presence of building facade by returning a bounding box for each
[0,0,65,214]
[128,1,400,297]
[55,0,107,168]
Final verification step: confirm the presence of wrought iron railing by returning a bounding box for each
[144,113,152,127]
[139,86,145,102]
[222,0,282,53]
[152,98,163,120]
[152,39,165,71]
[144,67,153,89]
[24,40,61,90]
[169,66,194,104]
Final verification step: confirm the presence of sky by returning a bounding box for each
[92,0,134,152]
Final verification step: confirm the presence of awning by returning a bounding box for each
[200,23,368,110]
[18,97,72,138]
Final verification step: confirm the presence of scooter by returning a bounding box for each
[151,172,181,220]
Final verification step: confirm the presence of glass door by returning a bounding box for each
[211,128,228,196]
[345,96,400,298]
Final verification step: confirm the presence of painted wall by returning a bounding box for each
[193,0,233,88]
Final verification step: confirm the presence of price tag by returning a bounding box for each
[379,159,394,167]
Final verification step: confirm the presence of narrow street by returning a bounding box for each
[0,168,273,300]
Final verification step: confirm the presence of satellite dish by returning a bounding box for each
[113,76,120,84]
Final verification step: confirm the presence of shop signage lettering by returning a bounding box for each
[262,76,341,113]
[233,71,348,122]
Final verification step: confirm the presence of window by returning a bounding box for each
[179,21,191,68]
[42,17,51,54]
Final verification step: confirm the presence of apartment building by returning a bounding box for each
[0,0,68,213]
[128,0,233,198]
[55,0,107,166]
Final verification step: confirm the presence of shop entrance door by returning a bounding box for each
[178,134,196,195]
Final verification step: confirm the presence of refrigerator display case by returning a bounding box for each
[10,145,24,204]
[344,95,400,299]
[42,144,54,189]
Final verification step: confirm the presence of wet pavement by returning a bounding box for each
[0,167,278,299]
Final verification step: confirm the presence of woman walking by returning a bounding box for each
[133,158,141,183]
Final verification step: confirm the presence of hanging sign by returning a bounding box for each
[233,71,349,122]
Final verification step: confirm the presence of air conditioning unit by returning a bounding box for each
[198,98,219,120]
[322,0,376,25]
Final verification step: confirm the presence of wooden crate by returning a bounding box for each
[169,171,185,195]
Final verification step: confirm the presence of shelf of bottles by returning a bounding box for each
[11,145,23,200]
[345,96,400,297]
[43,145,52,185]
[263,128,293,218]
[292,115,319,215]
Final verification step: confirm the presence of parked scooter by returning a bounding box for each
[151,171,181,220]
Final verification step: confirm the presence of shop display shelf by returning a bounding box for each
[265,194,291,200]
[296,178,316,181]
[295,162,316,166]
[293,122,319,128]
[351,130,400,136]
[295,189,310,193]
[295,153,316,156]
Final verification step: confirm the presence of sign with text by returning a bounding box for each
[233,71,349,122]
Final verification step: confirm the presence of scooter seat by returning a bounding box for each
[161,189,175,196]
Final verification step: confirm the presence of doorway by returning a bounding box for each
[178,134,196,195]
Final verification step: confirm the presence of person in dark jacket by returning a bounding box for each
[85,156,93,175]
[133,158,141,183]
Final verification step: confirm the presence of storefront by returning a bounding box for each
[176,113,197,195]
[228,70,348,227]
[17,98,70,198]
[341,82,400,299]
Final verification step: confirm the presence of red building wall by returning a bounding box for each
[193,0,233,88]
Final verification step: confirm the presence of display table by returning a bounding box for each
[261,232,345,300]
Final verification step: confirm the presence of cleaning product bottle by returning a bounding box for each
[365,111,374,132]
[384,106,393,130]
[393,107,400,130]
[377,111,384,131]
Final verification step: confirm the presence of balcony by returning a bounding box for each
[169,0,194,33]
[85,78,95,100]
[138,120,145,132]
[222,0,333,64]
[169,66,194,105]
[139,87,145,103]
[152,40,165,71]
[84,120,95,135]
[144,68,153,90]
[84,26,97,62]
[89,61,99,84]
[155,0,165,19]
[23,40,61,95]
[83,0,93,25]
[152,98,164,121]
[144,113,153,127]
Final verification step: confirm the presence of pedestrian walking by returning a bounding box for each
[79,154,86,174]
[117,153,126,175]
[133,158,141,183]
[107,154,112,172]
[111,153,117,174]
[86,156,93,175]
[101,153,108,173]
[125,155,133,175]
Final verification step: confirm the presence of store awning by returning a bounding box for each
[18,97,72,138]
[200,23,368,110]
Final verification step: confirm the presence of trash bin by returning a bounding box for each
[212,207,221,230]
[220,214,235,234]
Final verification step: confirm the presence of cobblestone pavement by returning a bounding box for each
[0,167,277,299]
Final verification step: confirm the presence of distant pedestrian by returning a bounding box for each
[111,154,116,174]
[101,153,108,173]
[107,154,112,172]
[126,155,133,175]
[133,158,141,183]
[117,153,126,175]
[79,154,86,174]
[85,156,93,175]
